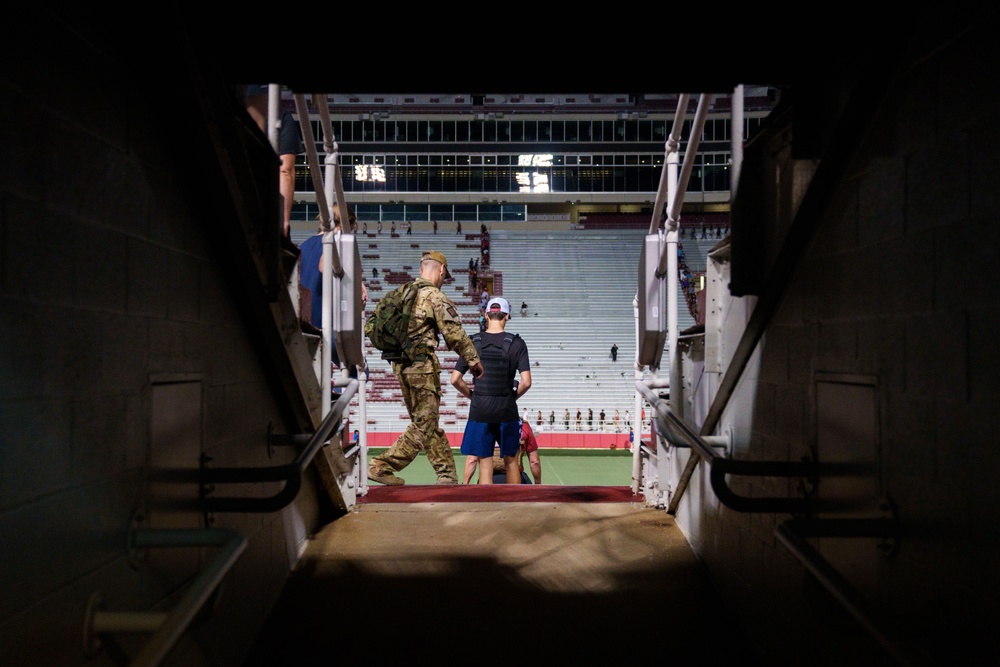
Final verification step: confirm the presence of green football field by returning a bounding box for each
[366,448,635,486]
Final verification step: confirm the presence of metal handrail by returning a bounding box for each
[638,381,908,661]
[84,527,247,667]
[201,380,358,513]
[636,382,873,514]
[776,519,914,666]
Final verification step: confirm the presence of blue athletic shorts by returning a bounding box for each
[460,420,521,458]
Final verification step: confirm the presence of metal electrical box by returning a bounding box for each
[333,233,365,368]
[637,233,667,369]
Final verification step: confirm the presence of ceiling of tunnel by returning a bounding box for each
[25,3,947,114]
[170,6,903,96]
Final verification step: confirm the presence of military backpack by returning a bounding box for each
[364,281,420,363]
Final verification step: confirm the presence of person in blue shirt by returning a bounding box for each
[298,206,368,391]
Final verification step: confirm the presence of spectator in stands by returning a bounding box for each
[625,409,631,429]
[536,410,543,428]
[587,408,594,431]
[368,251,484,486]
[390,221,396,235]
[611,343,619,361]
[599,408,606,431]
[451,297,531,485]
[520,301,528,317]
[563,409,570,430]
[372,267,378,279]
[433,220,438,234]
[243,84,301,250]
[549,410,555,428]
[575,408,582,431]
[406,222,412,235]
[469,257,476,272]
[456,220,462,235]
[362,221,368,234]
[480,288,489,311]
[614,409,621,432]
[377,221,382,235]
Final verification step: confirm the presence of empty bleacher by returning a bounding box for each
[336,227,707,438]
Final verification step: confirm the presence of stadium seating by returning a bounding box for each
[338,226,705,437]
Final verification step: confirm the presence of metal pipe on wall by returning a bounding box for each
[85,527,247,667]
[637,381,873,514]
[631,293,642,493]
[202,380,358,512]
[775,520,911,666]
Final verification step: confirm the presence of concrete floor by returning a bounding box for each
[245,501,764,665]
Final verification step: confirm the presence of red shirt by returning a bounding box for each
[493,420,539,474]
[520,420,538,454]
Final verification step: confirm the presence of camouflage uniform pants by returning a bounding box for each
[370,368,457,483]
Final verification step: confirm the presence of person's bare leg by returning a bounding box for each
[278,153,295,238]
[527,451,542,484]
[463,455,478,484]
[477,457,494,484]
[504,456,521,484]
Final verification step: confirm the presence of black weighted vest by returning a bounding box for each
[471,332,518,396]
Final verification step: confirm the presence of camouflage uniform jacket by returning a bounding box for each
[393,277,480,376]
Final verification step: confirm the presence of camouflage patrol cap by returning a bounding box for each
[423,250,452,279]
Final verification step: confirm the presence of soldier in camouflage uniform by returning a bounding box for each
[368,251,484,485]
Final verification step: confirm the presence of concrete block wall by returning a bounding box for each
[0,24,321,667]
[669,27,1000,667]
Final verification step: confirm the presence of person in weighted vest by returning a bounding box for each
[450,297,532,484]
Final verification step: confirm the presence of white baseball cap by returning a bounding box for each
[486,297,511,314]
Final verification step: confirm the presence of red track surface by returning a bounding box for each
[360,484,641,503]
